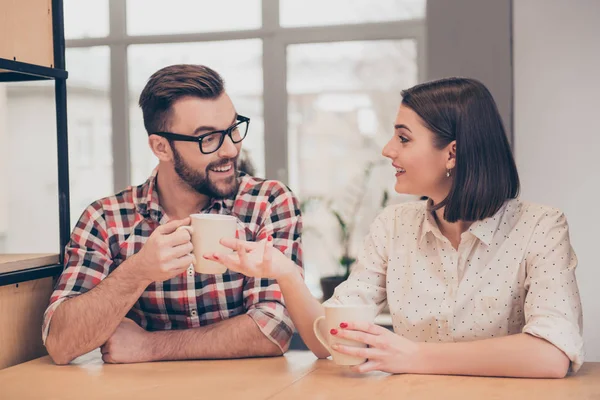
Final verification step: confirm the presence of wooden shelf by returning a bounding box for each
[0,0,68,370]
[0,254,63,286]
[0,0,54,68]
[0,254,60,275]
[0,58,67,81]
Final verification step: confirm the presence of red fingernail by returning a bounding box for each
[267,235,273,242]
[340,322,348,329]
[330,329,338,335]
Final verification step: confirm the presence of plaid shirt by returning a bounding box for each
[42,169,303,352]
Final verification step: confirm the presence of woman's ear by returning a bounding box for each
[445,140,457,170]
[148,135,173,162]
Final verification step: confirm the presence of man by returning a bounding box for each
[43,64,303,365]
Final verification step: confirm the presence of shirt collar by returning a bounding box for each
[419,200,508,246]
[467,202,508,246]
[134,167,240,222]
[132,168,164,222]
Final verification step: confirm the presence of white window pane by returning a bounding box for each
[2,81,59,253]
[65,47,114,227]
[127,0,262,35]
[0,47,113,253]
[128,40,264,185]
[280,0,426,27]
[0,86,6,252]
[287,40,419,297]
[64,0,109,39]
[67,48,110,89]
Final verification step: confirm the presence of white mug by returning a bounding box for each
[177,214,238,274]
[313,304,377,366]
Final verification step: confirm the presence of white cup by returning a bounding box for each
[177,214,238,274]
[313,304,377,366]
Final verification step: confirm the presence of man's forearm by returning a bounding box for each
[416,333,570,378]
[46,255,149,364]
[147,314,282,361]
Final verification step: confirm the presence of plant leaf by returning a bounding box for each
[381,190,389,208]
[331,210,347,233]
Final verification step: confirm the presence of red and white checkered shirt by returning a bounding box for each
[42,169,303,352]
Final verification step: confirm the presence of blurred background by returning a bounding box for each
[0,0,598,361]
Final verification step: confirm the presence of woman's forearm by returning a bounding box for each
[416,333,570,378]
[277,264,329,358]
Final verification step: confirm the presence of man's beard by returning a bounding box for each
[172,146,239,199]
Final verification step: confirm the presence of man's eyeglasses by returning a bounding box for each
[151,115,250,154]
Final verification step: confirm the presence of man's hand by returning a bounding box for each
[100,318,154,364]
[133,217,194,284]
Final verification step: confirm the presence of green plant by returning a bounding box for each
[301,161,389,279]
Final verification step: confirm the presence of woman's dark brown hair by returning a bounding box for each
[401,77,520,222]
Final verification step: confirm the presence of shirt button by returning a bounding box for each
[188,266,194,276]
[190,309,197,317]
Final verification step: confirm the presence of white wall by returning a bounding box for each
[514,0,600,362]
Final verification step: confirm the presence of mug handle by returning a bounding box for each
[313,316,334,354]
[176,225,195,266]
[176,225,194,236]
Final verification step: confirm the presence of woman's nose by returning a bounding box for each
[382,140,395,158]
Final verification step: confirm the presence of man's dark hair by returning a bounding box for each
[139,64,225,134]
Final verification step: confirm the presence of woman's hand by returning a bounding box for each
[331,321,425,374]
[204,236,294,280]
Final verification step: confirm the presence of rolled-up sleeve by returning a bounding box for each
[245,182,303,352]
[42,203,114,344]
[244,278,295,352]
[522,209,584,372]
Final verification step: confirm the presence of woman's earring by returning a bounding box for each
[446,169,451,178]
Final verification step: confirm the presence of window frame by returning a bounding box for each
[65,0,426,190]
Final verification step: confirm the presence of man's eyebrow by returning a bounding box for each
[193,114,238,135]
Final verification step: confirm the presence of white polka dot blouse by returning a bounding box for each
[326,199,584,372]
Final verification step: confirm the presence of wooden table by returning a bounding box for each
[1,350,599,400]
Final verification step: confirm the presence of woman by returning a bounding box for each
[205,78,583,378]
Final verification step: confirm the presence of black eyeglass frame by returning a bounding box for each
[151,114,250,154]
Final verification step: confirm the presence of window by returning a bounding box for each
[127,0,262,35]
[288,40,419,294]
[0,86,6,252]
[1,46,113,252]
[2,81,59,253]
[280,0,425,27]
[64,0,109,39]
[63,0,425,296]
[66,47,113,227]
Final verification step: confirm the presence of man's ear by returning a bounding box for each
[148,135,173,162]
